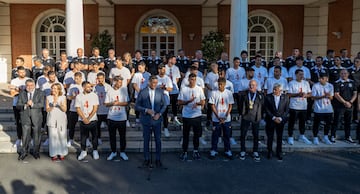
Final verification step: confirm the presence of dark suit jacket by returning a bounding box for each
[241,91,264,122]
[264,94,289,124]
[16,88,44,126]
[135,87,167,125]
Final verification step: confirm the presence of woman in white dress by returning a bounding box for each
[46,83,68,161]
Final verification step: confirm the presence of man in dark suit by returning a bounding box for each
[264,83,289,161]
[239,80,264,162]
[16,79,45,160]
[135,75,167,167]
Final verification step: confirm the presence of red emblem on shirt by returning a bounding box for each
[84,101,89,108]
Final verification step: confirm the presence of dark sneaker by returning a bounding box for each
[239,151,246,160]
[193,150,201,160]
[180,152,188,161]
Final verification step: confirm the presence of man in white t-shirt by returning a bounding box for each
[94,72,112,145]
[66,72,84,147]
[181,66,205,89]
[205,63,219,127]
[268,57,289,79]
[132,61,151,126]
[252,55,268,89]
[109,58,131,87]
[157,64,173,137]
[311,73,334,145]
[75,81,100,161]
[9,66,29,147]
[178,73,206,161]
[208,77,234,160]
[264,66,289,95]
[63,61,85,89]
[87,62,105,86]
[287,69,312,145]
[104,76,129,161]
[166,55,182,125]
[288,56,311,82]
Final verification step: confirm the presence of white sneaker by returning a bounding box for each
[126,120,131,127]
[288,137,294,145]
[323,135,332,145]
[313,137,319,145]
[230,137,237,145]
[299,135,312,145]
[164,128,170,137]
[100,121,107,128]
[30,139,34,147]
[218,137,222,144]
[210,150,217,157]
[78,151,87,161]
[179,137,183,145]
[225,150,232,157]
[120,152,129,161]
[42,138,49,146]
[199,137,207,145]
[98,138,102,145]
[107,152,117,161]
[67,139,73,147]
[93,150,99,160]
[239,151,246,160]
[13,139,21,148]
[86,138,92,147]
[174,117,183,125]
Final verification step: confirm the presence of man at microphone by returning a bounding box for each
[135,75,167,168]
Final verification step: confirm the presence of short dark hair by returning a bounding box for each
[138,61,146,67]
[82,81,91,87]
[97,72,105,77]
[233,57,240,61]
[188,73,197,79]
[316,56,323,61]
[149,75,158,81]
[190,66,198,71]
[326,49,334,55]
[16,57,24,63]
[240,50,248,56]
[295,56,304,61]
[218,77,226,84]
[295,69,304,75]
[274,66,282,71]
[47,70,56,76]
[74,72,83,77]
[17,66,25,71]
[306,50,313,54]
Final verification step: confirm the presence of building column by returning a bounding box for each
[230,0,248,62]
[66,0,84,57]
[302,4,328,57]
[0,4,11,83]
[351,0,360,58]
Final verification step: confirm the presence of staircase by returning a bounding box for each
[0,107,359,154]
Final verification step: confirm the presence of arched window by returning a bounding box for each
[136,10,181,57]
[37,15,66,60]
[248,11,283,62]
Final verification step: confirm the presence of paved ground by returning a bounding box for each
[0,151,360,194]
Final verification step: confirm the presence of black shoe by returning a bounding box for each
[276,154,283,161]
[267,152,273,160]
[34,153,40,160]
[155,160,162,168]
[18,153,27,161]
[180,152,188,161]
[193,151,201,160]
[142,160,150,167]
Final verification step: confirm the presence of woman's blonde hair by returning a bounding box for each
[51,83,63,96]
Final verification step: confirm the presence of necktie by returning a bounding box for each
[29,92,32,100]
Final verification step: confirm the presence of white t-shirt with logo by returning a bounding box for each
[105,87,128,121]
[94,83,112,115]
[63,71,85,86]
[288,65,311,80]
[87,70,105,85]
[10,77,29,106]
[312,82,334,113]
[132,71,151,99]
[268,66,289,79]
[75,92,99,122]
[109,67,131,88]
[252,65,268,87]
[238,78,262,92]
[178,85,206,118]
[165,65,181,94]
[156,75,173,105]
[205,71,219,96]
[208,89,234,122]
[264,77,289,94]
[67,83,83,112]
[226,67,245,93]
[288,80,311,110]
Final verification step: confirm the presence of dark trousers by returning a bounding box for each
[332,108,352,139]
[21,122,41,155]
[306,98,314,121]
[240,119,259,152]
[13,106,22,139]
[182,117,202,152]
[68,111,78,140]
[142,119,162,160]
[96,114,107,138]
[265,121,284,155]
[108,119,126,152]
[211,122,231,152]
[288,109,307,137]
[206,102,212,121]
[80,121,98,150]
[170,94,179,116]
[353,97,358,121]
[312,113,333,136]
[163,107,169,128]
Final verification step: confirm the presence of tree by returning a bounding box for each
[91,30,113,58]
[201,31,225,62]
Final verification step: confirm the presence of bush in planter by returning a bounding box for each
[91,30,114,58]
